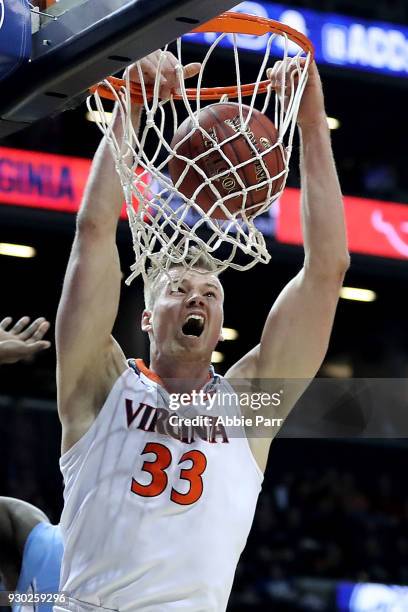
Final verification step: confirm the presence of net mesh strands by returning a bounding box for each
[88,13,312,285]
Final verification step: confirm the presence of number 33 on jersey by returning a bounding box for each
[131,442,207,505]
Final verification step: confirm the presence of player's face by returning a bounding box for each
[143,268,224,360]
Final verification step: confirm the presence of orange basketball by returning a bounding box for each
[168,102,286,219]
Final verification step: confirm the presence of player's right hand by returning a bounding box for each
[267,59,326,129]
[127,50,201,100]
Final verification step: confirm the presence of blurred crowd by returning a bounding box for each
[230,441,408,608]
[0,405,62,525]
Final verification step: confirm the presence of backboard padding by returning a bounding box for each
[0,0,239,138]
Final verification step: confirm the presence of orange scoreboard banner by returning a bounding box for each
[0,146,149,220]
[0,146,90,212]
[1,147,408,260]
[277,188,408,261]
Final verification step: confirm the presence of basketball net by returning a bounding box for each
[88,13,312,285]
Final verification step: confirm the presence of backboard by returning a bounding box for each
[0,0,239,138]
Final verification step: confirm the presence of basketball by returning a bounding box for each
[168,102,286,219]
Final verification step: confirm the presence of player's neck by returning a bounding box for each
[149,353,211,394]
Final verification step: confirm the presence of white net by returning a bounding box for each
[88,17,311,285]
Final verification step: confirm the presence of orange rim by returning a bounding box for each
[90,12,314,103]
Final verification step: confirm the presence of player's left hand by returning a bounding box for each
[267,59,326,129]
[127,50,201,100]
[0,316,51,365]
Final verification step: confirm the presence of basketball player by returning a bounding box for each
[55,51,349,610]
[0,497,63,610]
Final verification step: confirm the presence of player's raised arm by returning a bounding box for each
[227,61,350,382]
[56,52,201,449]
[55,99,138,439]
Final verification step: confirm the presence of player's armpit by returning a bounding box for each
[56,224,124,419]
[59,335,127,453]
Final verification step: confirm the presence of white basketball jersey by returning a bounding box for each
[58,361,263,612]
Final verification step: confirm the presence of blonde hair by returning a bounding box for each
[144,248,220,310]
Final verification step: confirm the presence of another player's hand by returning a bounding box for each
[0,316,51,365]
[267,59,326,129]
[127,50,201,99]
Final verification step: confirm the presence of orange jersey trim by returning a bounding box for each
[134,359,212,386]
[134,359,164,385]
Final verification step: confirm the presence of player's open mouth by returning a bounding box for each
[181,314,205,338]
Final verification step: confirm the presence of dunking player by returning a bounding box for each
[0,316,63,610]
[55,51,349,611]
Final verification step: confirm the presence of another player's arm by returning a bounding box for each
[226,63,349,446]
[0,497,48,590]
[0,316,50,365]
[0,498,14,588]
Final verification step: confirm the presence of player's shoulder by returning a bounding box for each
[0,497,49,555]
[0,497,48,525]
[0,497,14,546]
[62,335,127,404]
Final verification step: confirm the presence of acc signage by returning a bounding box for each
[185,1,408,78]
[0,147,149,219]
[276,188,408,261]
